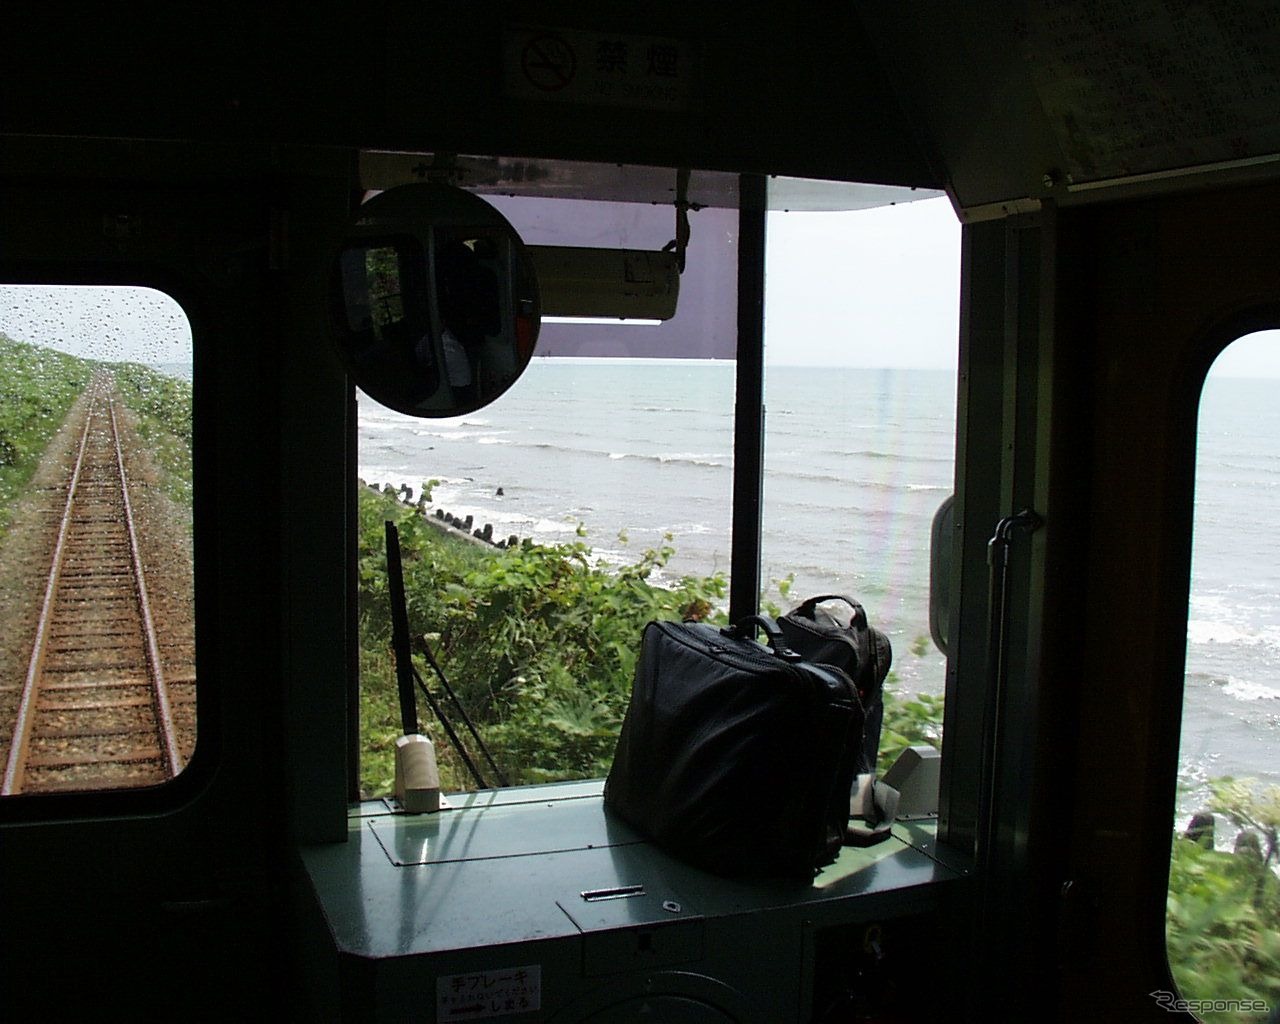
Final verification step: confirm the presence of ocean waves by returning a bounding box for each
[765,466,949,493]
[607,450,729,468]
[358,363,1280,745]
[1188,617,1280,651]
[359,364,957,688]
[1187,669,1280,702]
[382,429,952,487]
[1223,678,1280,701]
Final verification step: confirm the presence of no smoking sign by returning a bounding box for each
[521,33,577,92]
[505,25,692,111]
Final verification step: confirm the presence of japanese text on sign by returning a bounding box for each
[436,965,541,1021]
[504,26,694,111]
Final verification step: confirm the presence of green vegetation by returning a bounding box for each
[359,483,948,792]
[0,333,193,537]
[110,361,194,506]
[358,484,728,793]
[878,689,944,768]
[1167,779,1280,1021]
[358,484,947,793]
[0,334,94,536]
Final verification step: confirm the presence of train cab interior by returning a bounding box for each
[2,4,1279,1022]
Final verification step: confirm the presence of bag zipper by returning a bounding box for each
[656,621,802,674]
[653,622,856,704]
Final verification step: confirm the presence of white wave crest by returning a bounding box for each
[1188,618,1280,653]
[1187,619,1252,645]
[608,450,727,467]
[1222,677,1280,701]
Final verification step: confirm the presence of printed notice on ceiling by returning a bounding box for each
[1025,0,1280,182]
[503,25,694,112]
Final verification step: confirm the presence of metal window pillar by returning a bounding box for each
[944,205,1058,1019]
[729,174,767,624]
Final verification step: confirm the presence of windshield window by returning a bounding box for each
[354,178,961,797]
[762,194,959,775]
[356,190,736,794]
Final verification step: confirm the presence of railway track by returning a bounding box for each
[2,373,193,795]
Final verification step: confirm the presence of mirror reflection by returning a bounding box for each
[332,185,540,417]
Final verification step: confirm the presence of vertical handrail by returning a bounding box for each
[975,508,1044,873]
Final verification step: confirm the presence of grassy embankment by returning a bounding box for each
[0,333,193,536]
[111,361,193,508]
[356,482,729,794]
[0,334,93,538]
[1167,778,1280,1020]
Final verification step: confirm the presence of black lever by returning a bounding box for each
[386,521,418,737]
[385,520,489,789]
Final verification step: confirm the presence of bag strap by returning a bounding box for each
[847,774,900,846]
[793,594,869,628]
[720,615,803,662]
[787,596,877,697]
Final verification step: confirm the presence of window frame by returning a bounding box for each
[1162,308,1280,1000]
[0,266,215,822]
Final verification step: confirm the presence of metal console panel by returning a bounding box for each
[299,780,963,1022]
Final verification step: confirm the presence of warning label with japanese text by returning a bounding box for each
[436,965,541,1021]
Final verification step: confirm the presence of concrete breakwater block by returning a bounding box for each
[359,479,523,552]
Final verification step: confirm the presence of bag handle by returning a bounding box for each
[720,615,803,662]
[793,594,868,627]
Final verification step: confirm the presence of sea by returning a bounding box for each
[358,357,1280,820]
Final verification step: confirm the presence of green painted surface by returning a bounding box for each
[300,781,961,961]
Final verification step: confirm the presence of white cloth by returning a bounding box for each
[439,329,472,388]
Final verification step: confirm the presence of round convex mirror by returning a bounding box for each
[330,183,541,417]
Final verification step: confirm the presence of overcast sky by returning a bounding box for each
[765,196,962,369]
[0,285,192,365]
[1203,330,1280,378]
[0,195,1277,376]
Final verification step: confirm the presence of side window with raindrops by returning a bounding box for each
[0,285,195,796]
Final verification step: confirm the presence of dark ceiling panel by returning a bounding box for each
[859,1,1280,213]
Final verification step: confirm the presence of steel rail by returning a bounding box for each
[109,398,182,777]
[3,381,185,793]
[2,394,98,794]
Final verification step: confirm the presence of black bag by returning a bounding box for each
[778,595,892,776]
[604,615,863,879]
